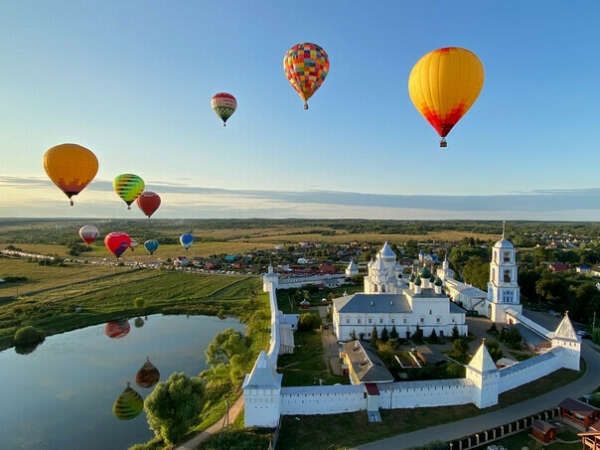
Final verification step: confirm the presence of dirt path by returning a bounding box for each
[176,395,244,450]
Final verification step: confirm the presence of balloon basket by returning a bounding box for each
[69,199,74,206]
[440,138,447,148]
[304,103,309,110]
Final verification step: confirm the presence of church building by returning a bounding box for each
[332,242,467,341]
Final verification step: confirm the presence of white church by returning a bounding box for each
[333,242,468,341]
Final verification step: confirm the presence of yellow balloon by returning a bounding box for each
[43,143,98,205]
[408,47,484,147]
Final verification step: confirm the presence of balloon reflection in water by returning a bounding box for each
[136,357,160,388]
[134,317,144,328]
[112,383,144,420]
[104,320,130,339]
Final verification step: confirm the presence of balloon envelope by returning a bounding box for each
[136,357,160,388]
[144,239,159,255]
[43,144,98,205]
[104,232,131,258]
[211,93,237,126]
[283,43,330,109]
[136,191,161,218]
[112,383,143,420]
[130,240,139,252]
[105,320,130,339]
[408,47,484,146]
[113,174,145,209]
[179,233,194,250]
[79,225,99,244]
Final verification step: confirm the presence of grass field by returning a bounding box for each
[278,330,347,387]
[0,257,131,296]
[0,269,262,351]
[277,362,586,449]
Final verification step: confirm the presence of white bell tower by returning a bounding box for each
[487,222,522,323]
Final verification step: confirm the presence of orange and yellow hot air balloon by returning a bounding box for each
[43,143,98,205]
[408,47,484,148]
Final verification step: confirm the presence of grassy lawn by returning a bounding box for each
[278,330,347,386]
[0,269,262,350]
[277,284,362,314]
[0,257,131,296]
[277,360,586,449]
[473,429,580,449]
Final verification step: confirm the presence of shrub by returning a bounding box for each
[380,327,389,342]
[349,329,357,340]
[14,326,45,346]
[298,313,321,331]
[134,297,145,308]
[488,323,499,335]
[486,339,503,362]
[452,325,460,340]
[427,329,439,344]
[500,327,522,349]
[390,325,399,340]
[412,326,424,344]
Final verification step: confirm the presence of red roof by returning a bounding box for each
[364,383,379,396]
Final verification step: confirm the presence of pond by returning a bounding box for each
[0,314,244,450]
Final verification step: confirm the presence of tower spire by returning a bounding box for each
[502,220,506,238]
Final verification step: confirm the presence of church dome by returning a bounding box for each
[419,267,431,279]
[380,242,396,259]
[493,238,514,250]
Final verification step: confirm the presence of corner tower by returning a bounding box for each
[487,224,522,323]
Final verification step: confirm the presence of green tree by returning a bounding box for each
[390,325,399,340]
[380,327,389,342]
[499,327,522,350]
[486,340,503,362]
[134,297,145,308]
[370,326,378,345]
[451,325,460,340]
[349,329,357,340]
[144,372,205,445]
[412,326,423,344]
[462,256,490,290]
[427,329,439,344]
[452,338,468,360]
[205,329,248,366]
[298,313,322,331]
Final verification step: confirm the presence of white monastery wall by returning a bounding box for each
[280,385,366,415]
[498,349,563,393]
[378,379,476,409]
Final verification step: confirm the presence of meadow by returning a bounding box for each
[0,269,261,351]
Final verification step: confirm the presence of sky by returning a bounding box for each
[1,1,600,220]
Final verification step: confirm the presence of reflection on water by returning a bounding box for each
[0,314,243,450]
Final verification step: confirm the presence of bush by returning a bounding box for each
[412,326,424,344]
[390,325,399,340]
[370,326,378,345]
[488,323,499,335]
[486,339,503,362]
[14,326,45,346]
[349,329,357,340]
[134,297,146,308]
[500,327,522,349]
[452,325,460,340]
[144,372,205,445]
[426,329,439,344]
[198,429,272,450]
[298,313,322,331]
[380,327,389,342]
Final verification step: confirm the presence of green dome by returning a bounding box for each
[414,276,422,286]
[435,277,443,287]
[409,273,415,282]
[419,267,431,279]
[429,275,435,282]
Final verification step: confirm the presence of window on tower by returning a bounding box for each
[504,251,510,262]
[502,291,514,303]
[504,270,511,283]
[491,269,495,282]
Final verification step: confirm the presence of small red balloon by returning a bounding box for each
[136,192,161,218]
[104,232,131,258]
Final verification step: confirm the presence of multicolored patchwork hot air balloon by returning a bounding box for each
[211,93,237,126]
[283,43,330,110]
[136,191,161,218]
[43,143,98,206]
[112,383,144,420]
[79,224,99,244]
[144,239,159,255]
[136,357,160,389]
[408,47,484,148]
[104,232,131,259]
[105,320,131,339]
[113,174,145,209]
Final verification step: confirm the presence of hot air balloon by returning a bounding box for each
[105,320,131,339]
[43,143,98,206]
[113,174,145,209]
[136,357,160,388]
[130,240,139,252]
[104,232,131,259]
[179,233,193,251]
[408,47,484,148]
[211,93,237,126]
[112,383,143,420]
[144,239,159,255]
[136,191,161,218]
[79,225,99,244]
[283,43,330,110]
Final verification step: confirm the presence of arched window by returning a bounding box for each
[381,285,386,293]
[503,270,511,283]
[503,251,511,263]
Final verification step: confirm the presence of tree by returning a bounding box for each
[487,323,498,335]
[427,329,439,344]
[298,313,322,331]
[390,325,399,340]
[134,297,145,308]
[462,256,490,290]
[370,326,378,345]
[349,329,357,340]
[452,338,468,358]
[499,327,522,350]
[380,327,389,342]
[451,325,460,340]
[412,326,424,344]
[14,326,45,346]
[144,372,205,445]
[205,328,248,366]
[486,340,503,362]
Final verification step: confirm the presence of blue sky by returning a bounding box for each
[1,1,600,218]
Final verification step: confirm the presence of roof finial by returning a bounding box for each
[502,220,506,238]
[481,337,486,345]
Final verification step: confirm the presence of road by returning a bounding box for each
[175,395,244,450]
[357,312,599,450]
